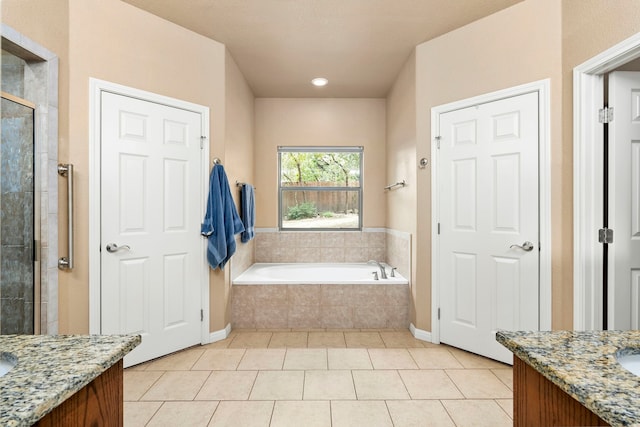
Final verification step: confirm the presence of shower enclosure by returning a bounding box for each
[1,47,38,335]
[1,27,59,335]
[0,95,36,335]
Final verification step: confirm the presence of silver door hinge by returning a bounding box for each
[599,107,614,123]
[598,228,614,244]
[438,308,441,320]
[201,309,204,322]
[435,136,441,149]
[437,223,440,235]
[200,136,206,149]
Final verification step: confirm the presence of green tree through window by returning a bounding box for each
[279,147,362,230]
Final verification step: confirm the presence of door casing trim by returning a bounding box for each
[430,79,552,344]
[88,78,211,345]
[573,32,640,330]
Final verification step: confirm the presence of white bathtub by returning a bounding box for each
[232,263,409,285]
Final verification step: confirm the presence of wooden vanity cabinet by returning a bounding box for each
[513,357,609,427]
[35,361,123,427]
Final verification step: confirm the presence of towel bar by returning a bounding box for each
[58,164,74,270]
[384,180,406,191]
[236,181,256,191]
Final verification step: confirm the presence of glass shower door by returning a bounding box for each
[0,96,35,334]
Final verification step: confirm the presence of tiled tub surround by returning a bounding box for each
[385,229,411,279]
[238,229,412,329]
[233,263,409,285]
[231,238,254,281]
[254,228,411,278]
[0,334,140,426]
[497,330,640,426]
[254,229,385,264]
[231,282,410,329]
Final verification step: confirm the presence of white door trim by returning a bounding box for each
[573,32,640,330]
[89,78,210,344]
[430,79,552,344]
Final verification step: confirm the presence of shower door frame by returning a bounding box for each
[1,24,59,335]
[0,92,38,334]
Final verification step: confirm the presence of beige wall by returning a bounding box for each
[386,52,418,321]
[218,50,255,329]
[1,0,72,233]
[562,0,640,71]
[561,0,640,330]
[254,98,386,228]
[3,0,231,334]
[3,0,69,332]
[414,0,563,331]
[66,0,226,334]
[2,0,70,333]
[6,0,640,337]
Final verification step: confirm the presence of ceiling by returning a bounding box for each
[121,0,521,98]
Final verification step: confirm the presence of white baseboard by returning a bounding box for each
[410,323,432,342]
[209,323,232,343]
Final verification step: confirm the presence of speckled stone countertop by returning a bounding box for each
[497,330,640,427]
[0,334,140,427]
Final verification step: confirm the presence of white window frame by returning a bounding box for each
[278,146,363,231]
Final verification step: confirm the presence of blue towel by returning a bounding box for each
[201,164,245,270]
[240,184,255,243]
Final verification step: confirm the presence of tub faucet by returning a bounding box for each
[367,260,387,279]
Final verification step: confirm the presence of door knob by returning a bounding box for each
[106,243,131,253]
[510,241,534,251]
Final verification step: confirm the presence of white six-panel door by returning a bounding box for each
[101,92,204,367]
[437,92,540,364]
[609,71,640,330]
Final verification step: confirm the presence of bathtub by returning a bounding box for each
[231,263,410,329]
[232,262,409,285]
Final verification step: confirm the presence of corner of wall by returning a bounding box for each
[214,47,256,332]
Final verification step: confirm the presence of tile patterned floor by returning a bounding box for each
[124,329,513,426]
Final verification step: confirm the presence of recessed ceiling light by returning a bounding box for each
[311,77,328,87]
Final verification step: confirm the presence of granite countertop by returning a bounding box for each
[0,334,140,427]
[497,330,640,427]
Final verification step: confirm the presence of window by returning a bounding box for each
[278,146,363,230]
